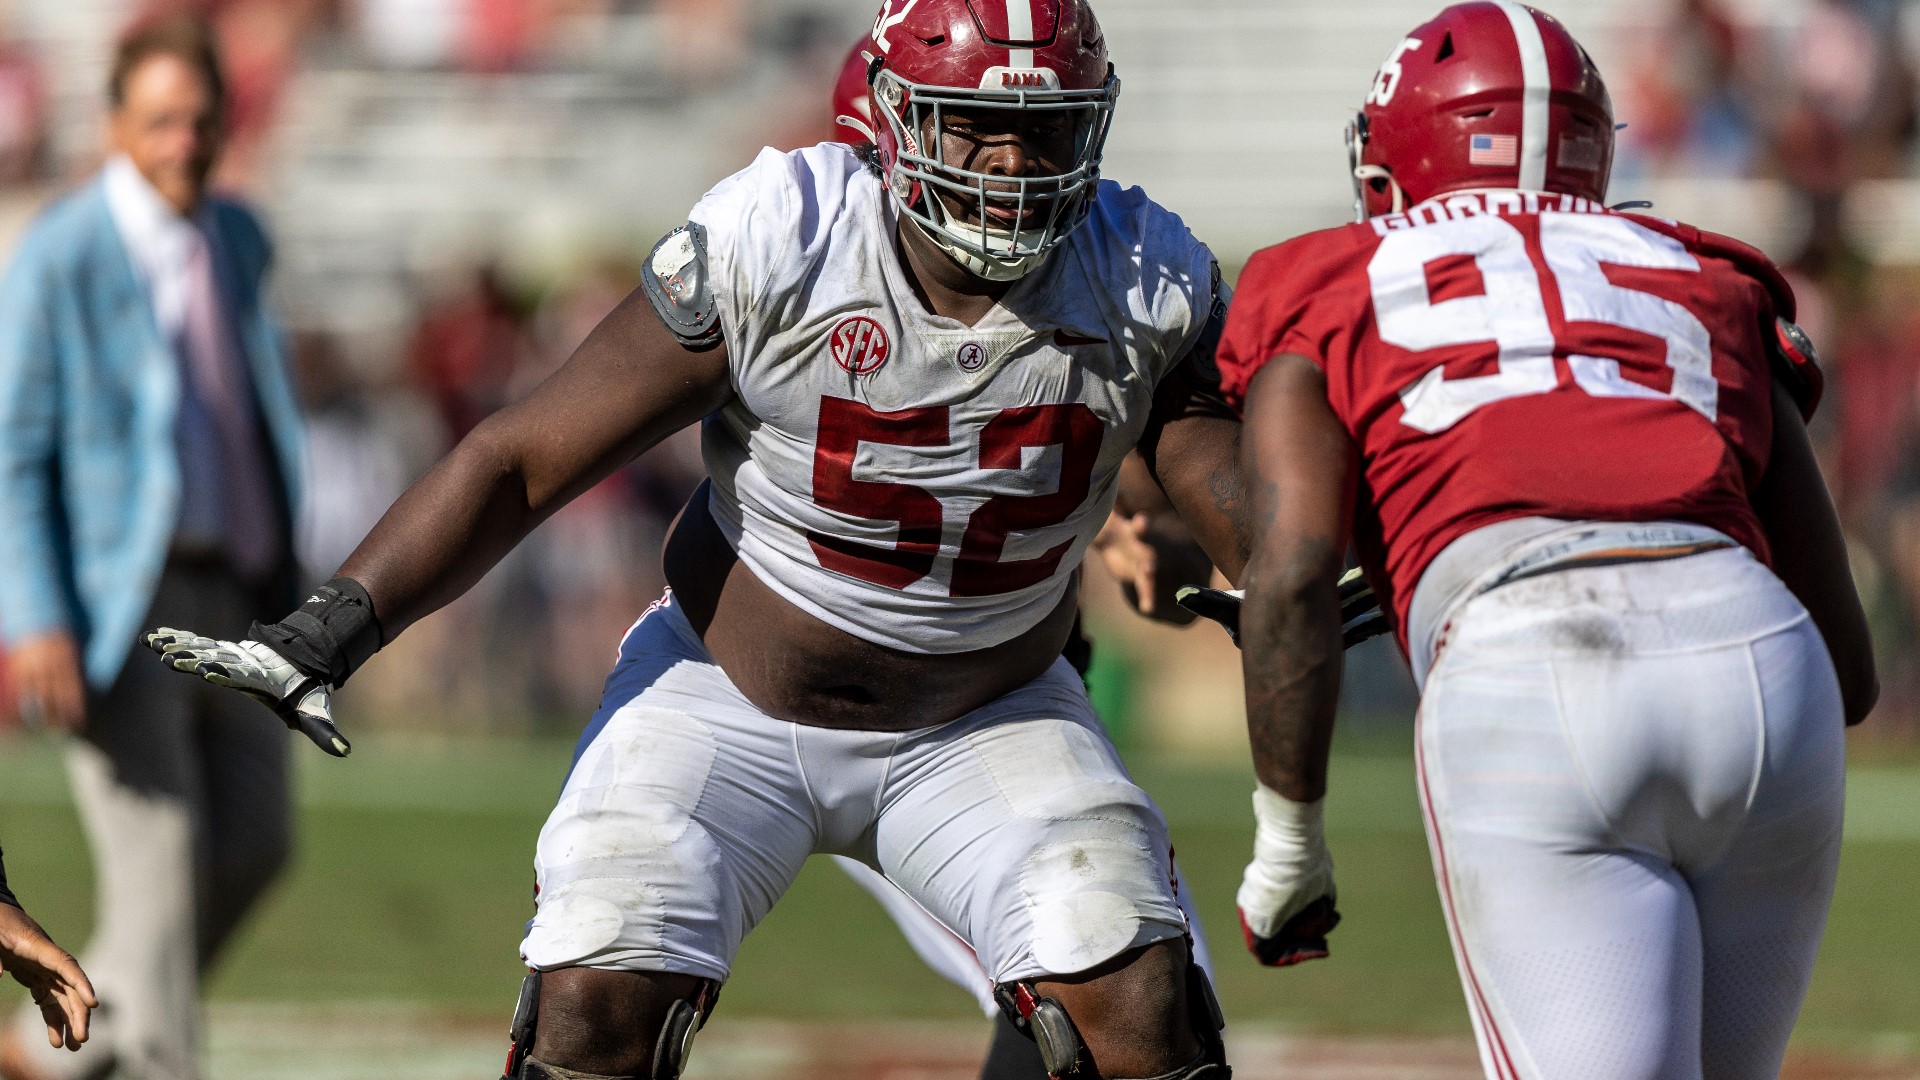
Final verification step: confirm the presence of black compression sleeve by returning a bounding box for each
[1180,272,1238,422]
[249,576,384,687]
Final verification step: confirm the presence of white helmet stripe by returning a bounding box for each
[1005,0,1035,67]
[1495,1,1551,191]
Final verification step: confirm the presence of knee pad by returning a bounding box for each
[992,961,1228,1079]
[501,971,721,1080]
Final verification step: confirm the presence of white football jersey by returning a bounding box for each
[690,143,1218,654]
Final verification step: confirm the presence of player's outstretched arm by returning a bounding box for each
[1753,379,1878,725]
[336,292,730,638]
[1234,353,1357,967]
[148,290,732,754]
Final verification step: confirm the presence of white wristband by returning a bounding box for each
[1251,785,1324,843]
[1237,786,1334,938]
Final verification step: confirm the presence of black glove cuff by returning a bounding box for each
[250,577,384,687]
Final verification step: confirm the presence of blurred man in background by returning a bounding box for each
[0,15,304,1080]
[0,847,96,1057]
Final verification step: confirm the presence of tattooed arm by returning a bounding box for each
[1237,354,1356,800]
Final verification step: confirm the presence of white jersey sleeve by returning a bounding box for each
[1058,180,1221,386]
[688,145,869,377]
[687,145,1219,654]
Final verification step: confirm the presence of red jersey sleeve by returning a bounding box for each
[1217,227,1372,414]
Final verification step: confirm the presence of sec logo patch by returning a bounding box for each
[830,316,891,375]
[956,342,987,372]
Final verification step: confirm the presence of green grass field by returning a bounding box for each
[1,731,1915,1051]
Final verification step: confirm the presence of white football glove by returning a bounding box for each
[144,629,350,757]
[1237,786,1340,967]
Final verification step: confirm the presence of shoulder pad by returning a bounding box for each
[642,224,722,349]
[1623,214,1798,322]
[1769,317,1825,423]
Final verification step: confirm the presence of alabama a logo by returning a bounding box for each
[831,316,891,375]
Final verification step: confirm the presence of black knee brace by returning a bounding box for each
[992,960,1228,1080]
[500,971,721,1080]
[502,969,543,1080]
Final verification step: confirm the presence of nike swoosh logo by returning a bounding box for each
[1053,330,1108,347]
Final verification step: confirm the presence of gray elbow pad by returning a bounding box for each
[643,223,723,349]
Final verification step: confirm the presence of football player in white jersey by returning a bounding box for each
[146,2,1250,1078]
[820,38,1217,1080]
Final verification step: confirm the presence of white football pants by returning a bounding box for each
[830,854,1214,1016]
[522,592,1191,985]
[1416,545,1846,1080]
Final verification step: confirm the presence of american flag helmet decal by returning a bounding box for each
[1468,133,1519,166]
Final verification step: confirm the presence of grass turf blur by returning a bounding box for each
[0,735,1913,1047]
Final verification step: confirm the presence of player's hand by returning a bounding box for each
[1333,569,1391,647]
[1089,511,1196,625]
[1176,568,1391,649]
[1238,787,1340,967]
[0,903,96,1050]
[1092,510,1161,613]
[8,631,87,733]
[1174,584,1244,643]
[143,630,351,757]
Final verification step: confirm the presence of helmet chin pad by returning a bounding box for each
[917,203,1049,281]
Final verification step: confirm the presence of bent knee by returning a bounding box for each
[1029,939,1210,1078]
[531,967,713,1076]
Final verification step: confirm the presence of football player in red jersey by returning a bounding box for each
[145,3,1247,1079]
[1216,3,1875,1078]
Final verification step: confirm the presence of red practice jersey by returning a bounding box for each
[1218,190,1797,638]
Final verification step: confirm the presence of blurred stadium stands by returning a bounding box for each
[0,0,1916,745]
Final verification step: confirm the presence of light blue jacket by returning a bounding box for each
[0,176,304,689]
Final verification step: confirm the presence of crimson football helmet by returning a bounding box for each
[1346,1,1614,221]
[832,38,879,145]
[867,0,1118,280]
